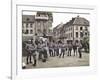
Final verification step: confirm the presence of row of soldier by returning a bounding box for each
[24,38,83,67]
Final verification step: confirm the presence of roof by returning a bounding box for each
[53,23,64,30]
[36,11,53,21]
[64,16,89,28]
[37,11,52,15]
[22,15,35,23]
[63,18,75,27]
[73,16,89,26]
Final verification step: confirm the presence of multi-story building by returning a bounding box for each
[22,11,53,41]
[53,23,64,41]
[53,15,89,43]
[22,15,35,41]
[35,11,53,37]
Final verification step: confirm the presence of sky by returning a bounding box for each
[23,11,90,28]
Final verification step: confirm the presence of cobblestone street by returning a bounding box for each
[22,51,89,69]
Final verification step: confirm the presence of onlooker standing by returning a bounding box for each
[78,42,83,58]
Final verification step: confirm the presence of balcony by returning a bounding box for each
[35,16,48,20]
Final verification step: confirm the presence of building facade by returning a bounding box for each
[22,15,35,41]
[35,12,53,37]
[22,11,53,41]
[53,15,89,43]
[53,23,64,41]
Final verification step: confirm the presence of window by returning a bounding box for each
[80,32,83,37]
[26,18,30,21]
[30,23,33,28]
[85,32,87,36]
[26,23,28,28]
[76,32,78,38]
[80,27,83,30]
[25,29,29,34]
[71,33,72,37]
[30,30,33,34]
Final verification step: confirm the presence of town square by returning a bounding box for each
[22,11,89,69]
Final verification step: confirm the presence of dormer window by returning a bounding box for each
[26,18,30,21]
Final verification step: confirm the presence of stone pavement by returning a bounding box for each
[22,51,89,69]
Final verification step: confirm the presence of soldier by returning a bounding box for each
[37,42,43,60]
[58,41,62,57]
[54,42,57,57]
[31,43,37,66]
[59,43,66,58]
[42,41,48,62]
[56,42,59,56]
[68,42,72,56]
[73,42,78,56]
[65,42,68,56]
[25,45,32,64]
[26,43,37,66]
[49,42,53,57]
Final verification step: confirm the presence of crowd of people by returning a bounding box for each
[23,37,83,68]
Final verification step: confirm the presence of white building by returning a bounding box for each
[63,15,89,43]
[53,15,89,43]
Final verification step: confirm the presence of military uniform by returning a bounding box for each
[59,43,66,58]
[73,43,78,56]
[25,43,37,66]
[49,42,53,57]
[54,43,58,56]
[68,43,72,56]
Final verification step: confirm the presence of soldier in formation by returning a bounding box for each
[24,38,83,67]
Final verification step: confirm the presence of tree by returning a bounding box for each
[82,36,89,53]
